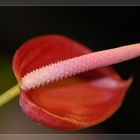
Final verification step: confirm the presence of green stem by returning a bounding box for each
[0,84,20,107]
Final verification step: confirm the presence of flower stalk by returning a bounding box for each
[0,84,20,107]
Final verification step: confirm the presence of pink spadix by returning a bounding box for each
[21,43,140,90]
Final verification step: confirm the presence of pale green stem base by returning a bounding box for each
[0,84,20,107]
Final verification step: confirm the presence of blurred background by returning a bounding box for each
[0,7,140,134]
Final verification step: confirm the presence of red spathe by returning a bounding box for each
[13,35,132,130]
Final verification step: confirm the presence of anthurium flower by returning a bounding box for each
[11,35,140,130]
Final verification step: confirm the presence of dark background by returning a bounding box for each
[0,7,140,134]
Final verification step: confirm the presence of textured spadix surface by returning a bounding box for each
[13,35,132,130]
[21,43,140,90]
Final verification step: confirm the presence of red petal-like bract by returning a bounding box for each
[13,35,132,130]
